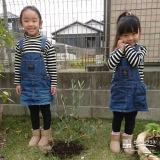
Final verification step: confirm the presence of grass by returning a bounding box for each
[65,58,96,68]
[0,115,158,160]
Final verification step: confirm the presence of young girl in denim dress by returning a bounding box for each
[14,6,57,147]
[107,11,148,155]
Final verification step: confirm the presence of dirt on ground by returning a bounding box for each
[146,137,160,155]
[50,140,84,159]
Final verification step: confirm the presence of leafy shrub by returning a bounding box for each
[145,123,160,137]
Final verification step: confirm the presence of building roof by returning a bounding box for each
[85,19,104,25]
[52,20,103,36]
[0,12,19,19]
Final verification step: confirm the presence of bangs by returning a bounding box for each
[118,18,139,35]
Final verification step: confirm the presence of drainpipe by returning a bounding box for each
[106,0,111,61]
[103,0,110,71]
[103,0,107,59]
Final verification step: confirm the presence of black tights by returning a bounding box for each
[112,111,138,135]
[28,104,51,130]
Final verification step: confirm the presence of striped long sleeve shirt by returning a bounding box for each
[107,44,147,82]
[14,34,57,86]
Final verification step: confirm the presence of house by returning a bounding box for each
[51,20,104,54]
[85,19,104,31]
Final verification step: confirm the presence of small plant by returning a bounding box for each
[145,122,160,137]
[136,123,160,160]
[54,79,97,147]
[0,65,13,103]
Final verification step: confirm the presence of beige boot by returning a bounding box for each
[122,133,135,155]
[38,128,51,147]
[29,129,41,146]
[110,132,121,153]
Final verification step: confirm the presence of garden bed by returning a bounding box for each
[50,140,84,159]
[136,130,160,160]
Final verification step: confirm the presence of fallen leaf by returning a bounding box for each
[15,130,22,135]
[24,133,29,139]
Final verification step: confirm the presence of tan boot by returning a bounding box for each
[38,128,51,147]
[122,134,135,155]
[29,129,41,146]
[110,132,121,153]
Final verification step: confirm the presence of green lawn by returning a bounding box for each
[0,115,157,160]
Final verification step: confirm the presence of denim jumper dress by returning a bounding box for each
[19,38,54,106]
[109,45,148,113]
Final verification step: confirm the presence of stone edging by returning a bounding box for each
[136,130,160,160]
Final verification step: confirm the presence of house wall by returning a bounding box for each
[1,71,160,121]
[55,33,102,53]
[86,22,103,31]
[12,20,19,33]
[56,34,84,48]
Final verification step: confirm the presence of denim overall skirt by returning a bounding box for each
[19,38,54,106]
[109,45,148,113]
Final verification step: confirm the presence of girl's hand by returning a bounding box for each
[16,85,21,95]
[117,40,125,52]
[51,86,57,95]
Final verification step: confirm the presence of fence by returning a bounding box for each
[0,0,160,72]
[108,0,160,64]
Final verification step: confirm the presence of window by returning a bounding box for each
[86,37,96,48]
[8,22,12,30]
[65,38,77,47]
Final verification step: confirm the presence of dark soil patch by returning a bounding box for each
[146,137,160,156]
[50,140,84,159]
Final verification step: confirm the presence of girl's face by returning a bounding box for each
[119,29,140,47]
[20,9,42,37]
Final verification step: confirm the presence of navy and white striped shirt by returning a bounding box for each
[14,34,57,86]
[107,44,147,82]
